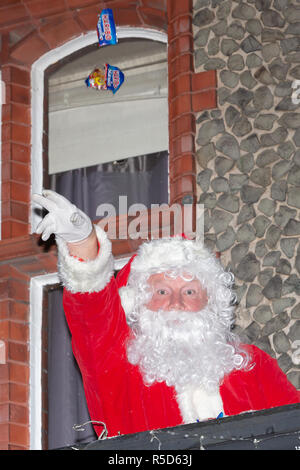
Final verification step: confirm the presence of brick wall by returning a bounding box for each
[0,0,218,450]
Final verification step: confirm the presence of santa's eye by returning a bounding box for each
[184,289,196,296]
[157,289,168,295]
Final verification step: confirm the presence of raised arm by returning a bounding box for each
[32,189,98,260]
[33,190,130,436]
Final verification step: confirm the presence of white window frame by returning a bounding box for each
[29,257,130,450]
[30,27,167,234]
[29,25,167,451]
[0,70,3,240]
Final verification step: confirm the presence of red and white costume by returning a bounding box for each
[57,226,300,438]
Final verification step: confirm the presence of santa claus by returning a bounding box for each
[33,190,300,438]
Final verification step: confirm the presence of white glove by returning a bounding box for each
[32,190,93,243]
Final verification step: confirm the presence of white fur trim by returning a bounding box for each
[119,286,135,316]
[176,385,224,424]
[56,224,114,294]
[130,237,210,276]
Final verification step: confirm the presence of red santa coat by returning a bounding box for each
[62,262,300,439]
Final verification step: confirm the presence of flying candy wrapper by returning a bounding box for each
[97,9,118,46]
[85,64,124,94]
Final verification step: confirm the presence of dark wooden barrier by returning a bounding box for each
[60,403,300,451]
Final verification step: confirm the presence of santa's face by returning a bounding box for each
[145,272,208,312]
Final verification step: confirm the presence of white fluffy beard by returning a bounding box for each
[126,305,244,394]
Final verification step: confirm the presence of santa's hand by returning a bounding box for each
[32,190,93,243]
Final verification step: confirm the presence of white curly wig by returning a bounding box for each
[119,236,251,393]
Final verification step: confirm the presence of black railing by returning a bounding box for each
[59,403,300,451]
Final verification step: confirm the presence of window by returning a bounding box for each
[43,37,169,449]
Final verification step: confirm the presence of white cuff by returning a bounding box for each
[56,224,114,294]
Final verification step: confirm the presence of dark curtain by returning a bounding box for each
[50,151,168,220]
[46,151,168,449]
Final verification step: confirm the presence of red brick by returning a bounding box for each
[1,221,11,240]
[142,0,167,10]
[169,15,192,41]
[10,302,29,322]
[172,174,196,197]
[0,4,29,28]
[0,365,9,384]
[66,0,102,8]
[170,72,192,98]
[1,162,11,183]
[11,181,30,204]
[10,85,31,106]
[10,103,31,125]
[9,423,29,447]
[75,5,101,31]
[0,281,9,299]
[9,444,28,450]
[108,3,142,28]
[169,53,193,78]
[170,94,192,120]
[172,134,194,158]
[0,1,22,7]
[11,222,30,238]
[9,342,29,363]
[37,254,58,273]
[0,424,9,443]
[11,143,31,163]
[1,181,11,202]
[10,383,29,405]
[0,389,9,412]
[9,404,29,425]
[1,142,11,163]
[9,24,36,48]
[192,70,217,92]
[0,404,9,423]
[11,162,30,184]
[171,154,195,179]
[9,279,29,303]
[167,0,193,21]
[192,88,217,112]
[2,123,11,142]
[1,105,11,123]
[173,113,195,138]
[168,33,193,61]
[11,201,30,224]
[40,17,83,49]
[9,322,29,343]
[11,123,31,145]
[10,67,31,88]
[11,32,49,66]
[138,6,167,30]
[0,301,10,320]
[0,321,9,340]
[11,257,44,276]
[9,363,29,384]
[1,201,10,219]
[25,0,66,19]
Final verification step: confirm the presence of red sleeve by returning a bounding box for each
[62,275,131,433]
[250,345,300,408]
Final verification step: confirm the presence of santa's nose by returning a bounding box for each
[168,293,184,310]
